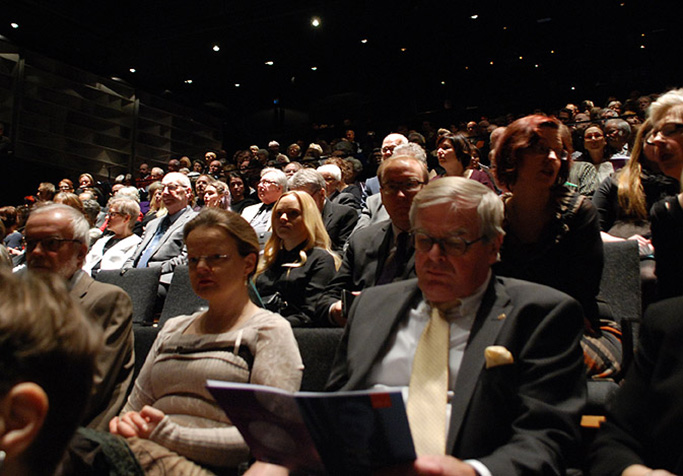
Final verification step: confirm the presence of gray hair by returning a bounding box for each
[116,186,140,202]
[604,118,632,137]
[649,88,683,125]
[108,197,140,231]
[81,199,101,226]
[163,172,191,189]
[316,164,342,182]
[409,177,504,243]
[30,203,90,247]
[393,142,427,164]
[260,167,288,191]
[288,169,326,194]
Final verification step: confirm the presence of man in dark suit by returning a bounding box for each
[590,296,683,476]
[327,177,586,475]
[315,152,429,326]
[124,172,198,290]
[288,168,359,252]
[24,203,134,431]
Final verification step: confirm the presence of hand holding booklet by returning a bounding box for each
[206,380,416,475]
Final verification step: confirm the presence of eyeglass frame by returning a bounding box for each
[411,230,485,257]
[23,237,83,252]
[646,122,683,145]
[380,179,426,195]
[187,254,231,268]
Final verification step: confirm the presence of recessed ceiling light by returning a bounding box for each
[571,86,576,90]
[265,61,274,66]
[400,47,407,52]
[311,66,318,71]
[489,61,494,65]
[129,68,136,73]
[311,17,321,27]
[235,83,240,87]
[503,26,508,30]
[470,14,479,19]
[361,39,368,44]
[519,56,523,60]
[550,50,555,54]
[640,45,645,49]
[184,79,193,84]
[10,23,19,29]
[212,45,220,52]
[441,81,445,85]
[535,64,539,68]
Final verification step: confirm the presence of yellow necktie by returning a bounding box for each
[407,305,453,456]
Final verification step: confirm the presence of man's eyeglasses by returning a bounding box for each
[23,237,82,252]
[412,231,484,257]
[108,211,126,218]
[188,254,230,268]
[162,183,182,192]
[259,179,280,187]
[381,180,425,195]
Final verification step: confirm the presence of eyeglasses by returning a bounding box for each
[584,133,604,140]
[381,146,396,154]
[259,179,280,187]
[188,254,230,268]
[381,179,425,195]
[162,183,182,192]
[108,211,126,218]
[23,237,82,252]
[412,230,484,257]
[649,122,683,144]
[524,143,569,161]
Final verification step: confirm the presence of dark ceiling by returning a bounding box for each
[1,0,681,136]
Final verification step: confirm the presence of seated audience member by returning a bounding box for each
[646,88,683,300]
[81,198,104,242]
[142,180,167,229]
[36,182,56,202]
[567,124,614,197]
[352,143,427,233]
[492,114,622,380]
[227,172,258,214]
[0,270,101,476]
[283,160,303,178]
[202,179,229,210]
[58,178,75,194]
[326,157,364,208]
[435,133,496,191]
[241,167,287,249]
[317,163,359,209]
[54,191,84,213]
[605,118,632,160]
[255,191,340,327]
[110,208,303,474]
[327,177,585,475]
[193,174,212,210]
[0,205,22,250]
[316,153,426,326]
[23,203,134,431]
[124,172,198,293]
[83,197,142,275]
[288,168,359,252]
[589,296,683,476]
[365,133,409,196]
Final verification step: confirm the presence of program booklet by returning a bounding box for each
[206,380,416,475]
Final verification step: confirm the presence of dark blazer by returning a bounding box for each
[71,271,134,431]
[322,199,359,252]
[352,193,389,235]
[314,219,416,325]
[327,277,586,475]
[124,207,198,284]
[589,296,683,475]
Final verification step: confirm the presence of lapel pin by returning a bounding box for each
[497,313,506,320]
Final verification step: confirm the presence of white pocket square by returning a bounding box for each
[485,346,514,369]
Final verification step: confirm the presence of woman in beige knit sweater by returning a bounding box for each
[109,208,303,475]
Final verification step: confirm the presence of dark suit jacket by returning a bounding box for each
[124,207,198,284]
[589,296,683,475]
[315,219,416,325]
[322,199,359,252]
[327,277,586,475]
[71,271,135,431]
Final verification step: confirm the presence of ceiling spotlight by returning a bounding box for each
[10,22,19,29]
[311,66,318,71]
[235,83,240,88]
[640,45,645,49]
[311,17,321,27]
[550,50,555,54]
[470,14,479,19]
[503,26,508,30]
[265,61,274,66]
[361,39,368,44]
[212,45,220,52]
[184,79,193,84]
[400,47,407,52]
[571,86,576,90]
[129,68,136,73]
[441,81,446,85]
[519,56,523,60]
[489,61,494,65]
[641,33,645,37]
[465,66,469,70]
[535,64,539,68]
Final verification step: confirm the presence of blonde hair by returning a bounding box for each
[258,191,340,274]
[616,119,653,220]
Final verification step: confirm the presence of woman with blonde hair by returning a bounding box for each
[141,181,167,230]
[255,191,340,327]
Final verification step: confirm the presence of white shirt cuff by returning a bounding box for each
[464,459,492,476]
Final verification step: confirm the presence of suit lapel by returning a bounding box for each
[446,277,513,452]
[70,271,94,301]
[345,280,421,390]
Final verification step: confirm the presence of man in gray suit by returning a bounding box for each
[124,172,197,293]
[24,203,134,431]
[327,178,586,475]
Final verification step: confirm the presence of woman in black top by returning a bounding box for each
[255,191,340,326]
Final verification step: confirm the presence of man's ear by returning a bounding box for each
[488,234,504,265]
[0,383,48,460]
[76,242,88,266]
